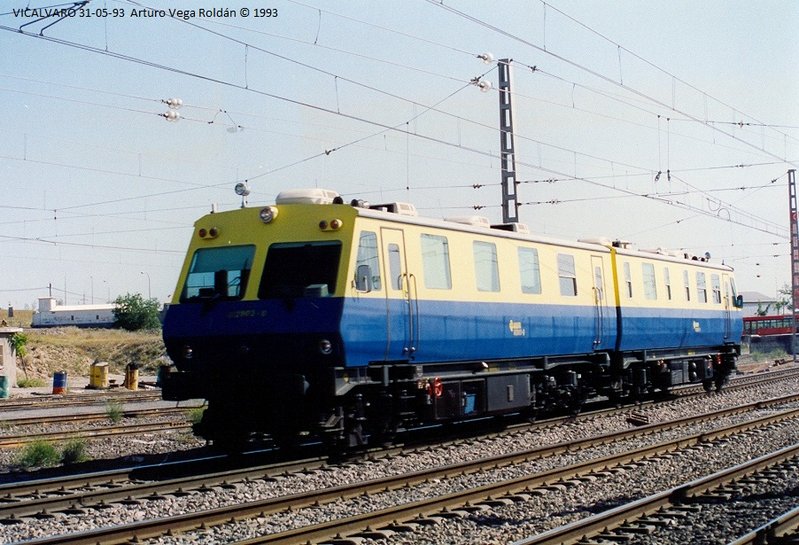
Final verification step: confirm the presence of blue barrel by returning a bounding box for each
[52,371,67,395]
[0,376,8,399]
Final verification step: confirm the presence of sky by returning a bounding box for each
[1,0,797,309]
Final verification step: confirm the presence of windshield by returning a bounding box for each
[181,245,255,302]
[259,241,342,298]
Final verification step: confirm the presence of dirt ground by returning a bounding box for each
[14,327,167,382]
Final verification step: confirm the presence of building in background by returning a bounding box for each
[739,291,779,318]
[31,297,115,328]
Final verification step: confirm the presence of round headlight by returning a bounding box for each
[319,339,333,355]
[259,206,278,223]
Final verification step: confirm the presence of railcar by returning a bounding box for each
[161,188,743,448]
[742,315,795,336]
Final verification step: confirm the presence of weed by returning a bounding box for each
[16,377,46,388]
[187,406,206,425]
[750,348,789,363]
[60,439,89,465]
[16,441,60,468]
[105,400,124,423]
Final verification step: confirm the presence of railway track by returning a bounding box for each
[1,392,796,520]
[729,506,799,545]
[8,394,799,544]
[515,444,799,545]
[0,391,163,411]
[0,406,194,428]
[0,420,193,448]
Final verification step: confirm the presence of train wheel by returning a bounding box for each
[702,379,713,393]
[714,373,726,392]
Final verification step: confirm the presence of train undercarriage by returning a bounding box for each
[165,344,739,450]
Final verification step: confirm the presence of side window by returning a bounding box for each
[421,234,452,289]
[711,274,721,304]
[473,241,500,292]
[388,243,402,290]
[518,247,542,294]
[557,253,577,297]
[696,271,707,303]
[623,262,633,298]
[663,267,672,300]
[683,270,691,301]
[642,263,657,300]
[354,231,381,292]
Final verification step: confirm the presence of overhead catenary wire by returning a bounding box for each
[1,3,792,246]
[2,7,785,231]
[424,0,798,170]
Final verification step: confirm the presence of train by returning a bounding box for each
[161,188,743,448]
[742,315,795,337]
[742,314,797,353]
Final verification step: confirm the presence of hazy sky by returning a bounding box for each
[1,0,797,308]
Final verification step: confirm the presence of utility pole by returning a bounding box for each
[498,58,519,224]
[789,169,798,361]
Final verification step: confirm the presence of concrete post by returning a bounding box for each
[0,327,23,390]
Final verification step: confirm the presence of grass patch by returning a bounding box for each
[17,377,46,388]
[16,440,60,468]
[105,400,124,423]
[187,406,206,425]
[750,348,789,363]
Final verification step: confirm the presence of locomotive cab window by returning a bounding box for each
[259,241,342,298]
[354,231,381,292]
[181,245,255,302]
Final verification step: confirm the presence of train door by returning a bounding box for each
[722,273,732,339]
[381,228,418,359]
[591,255,610,348]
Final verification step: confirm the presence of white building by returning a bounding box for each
[739,291,780,317]
[31,297,115,328]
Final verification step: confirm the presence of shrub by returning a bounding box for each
[113,293,161,331]
[16,441,60,468]
[10,332,28,359]
[17,377,46,388]
[105,400,124,423]
[187,407,206,425]
[61,439,89,465]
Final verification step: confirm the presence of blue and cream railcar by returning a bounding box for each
[161,189,741,447]
[606,244,742,391]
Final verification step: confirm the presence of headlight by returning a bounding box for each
[259,206,278,223]
[319,339,333,355]
[182,345,194,360]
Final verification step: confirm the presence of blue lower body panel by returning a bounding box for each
[340,298,741,367]
[618,307,742,351]
[340,298,613,366]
